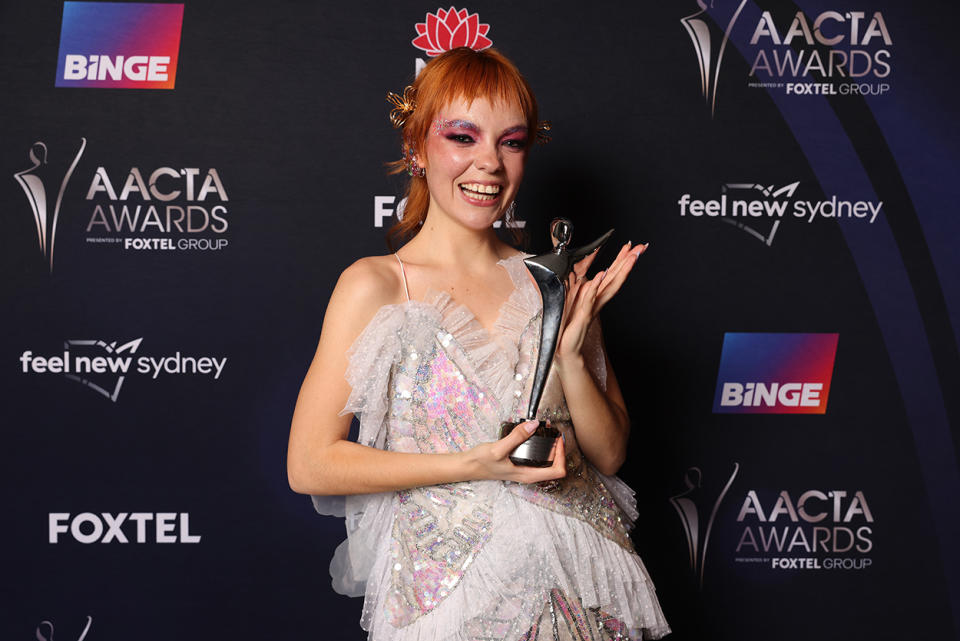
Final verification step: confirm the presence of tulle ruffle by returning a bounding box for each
[358,484,671,641]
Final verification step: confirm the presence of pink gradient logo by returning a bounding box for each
[55,2,184,89]
[713,333,839,414]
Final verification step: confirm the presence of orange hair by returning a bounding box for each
[386,47,539,249]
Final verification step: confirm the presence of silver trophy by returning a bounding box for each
[500,219,613,467]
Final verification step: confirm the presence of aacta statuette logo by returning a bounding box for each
[681,0,749,117]
[37,617,92,641]
[670,463,740,588]
[56,2,184,89]
[14,139,87,273]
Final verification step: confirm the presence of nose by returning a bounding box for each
[474,140,503,173]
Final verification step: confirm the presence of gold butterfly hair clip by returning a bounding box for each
[536,120,552,145]
[387,86,417,129]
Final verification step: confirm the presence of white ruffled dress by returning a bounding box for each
[312,253,670,641]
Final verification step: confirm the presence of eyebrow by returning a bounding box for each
[435,119,528,137]
[437,119,479,132]
[500,125,529,137]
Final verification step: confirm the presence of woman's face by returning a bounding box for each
[418,95,529,232]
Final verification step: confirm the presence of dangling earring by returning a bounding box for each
[404,142,425,178]
[504,201,517,226]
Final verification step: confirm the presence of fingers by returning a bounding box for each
[595,241,648,309]
[572,248,599,281]
[545,433,566,478]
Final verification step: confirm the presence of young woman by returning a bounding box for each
[287,47,670,641]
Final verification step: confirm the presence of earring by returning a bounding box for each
[404,143,425,178]
[504,201,517,225]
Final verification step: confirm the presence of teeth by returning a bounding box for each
[460,183,501,195]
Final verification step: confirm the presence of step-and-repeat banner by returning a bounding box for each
[3,1,958,639]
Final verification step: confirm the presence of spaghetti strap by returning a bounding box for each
[394,253,411,302]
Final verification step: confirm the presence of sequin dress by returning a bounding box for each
[312,253,670,641]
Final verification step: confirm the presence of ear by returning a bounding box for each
[413,142,427,171]
[404,136,427,172]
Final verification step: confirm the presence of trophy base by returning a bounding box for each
[499,422,560,467]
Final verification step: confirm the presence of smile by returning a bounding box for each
[459,183,501,201]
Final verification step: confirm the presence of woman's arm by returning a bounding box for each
[286,257,566,496]
[553,241,647,475]
[554,318,630,475]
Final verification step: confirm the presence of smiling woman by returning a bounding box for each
[384,47,541,248]
[286,47,669,641]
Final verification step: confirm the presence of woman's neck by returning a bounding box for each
[401,208,513,270]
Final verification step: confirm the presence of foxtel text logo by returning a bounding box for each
[713,333,839,414]
[56,2,184,89]
[49,512,200,543]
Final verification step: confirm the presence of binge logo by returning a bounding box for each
[713,333,839,414]
[55,2,184,89]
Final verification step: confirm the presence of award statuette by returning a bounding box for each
[500,219,613,467]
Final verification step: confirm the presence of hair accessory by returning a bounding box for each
[387,86,417,129]
[403,142,425,178]
[536,120,552,145]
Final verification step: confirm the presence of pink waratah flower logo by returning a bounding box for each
[412,7,493,57]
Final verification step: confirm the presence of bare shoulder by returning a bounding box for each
[323,255,405,334]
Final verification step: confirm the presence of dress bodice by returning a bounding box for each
[334,254,639,629]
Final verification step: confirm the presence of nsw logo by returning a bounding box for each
[713,332,839,414]
[56,2,184,89]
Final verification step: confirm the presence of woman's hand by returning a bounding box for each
[465,420,567,483]
[555,241,648,368]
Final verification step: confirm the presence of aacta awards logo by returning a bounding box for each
[14,138,230,272]
[19,338,227,402]
[14,139,87,272]
[56,2,184,89]
[681,1,748,117]
[682,4,893,115]
[713,333,839,414]
[670,463,740,588]
[671,464,875,584]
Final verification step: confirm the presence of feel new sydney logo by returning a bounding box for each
[19,338,226,402]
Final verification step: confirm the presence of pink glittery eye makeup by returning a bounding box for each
[500,125,529,149]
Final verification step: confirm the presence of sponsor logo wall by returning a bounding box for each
[3,2,958,641]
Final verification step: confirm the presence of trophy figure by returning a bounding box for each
[499,219,613,467]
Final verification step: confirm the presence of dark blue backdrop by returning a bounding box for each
[2,1,958,639]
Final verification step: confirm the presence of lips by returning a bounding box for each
[459,182,502,202]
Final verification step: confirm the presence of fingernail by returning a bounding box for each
[524,420,538,434]
[598,270,607,282]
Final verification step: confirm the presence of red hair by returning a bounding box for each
[386,47,539,249]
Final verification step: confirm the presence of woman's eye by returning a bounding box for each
[446,134,474,144]
[503,138,528,150]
